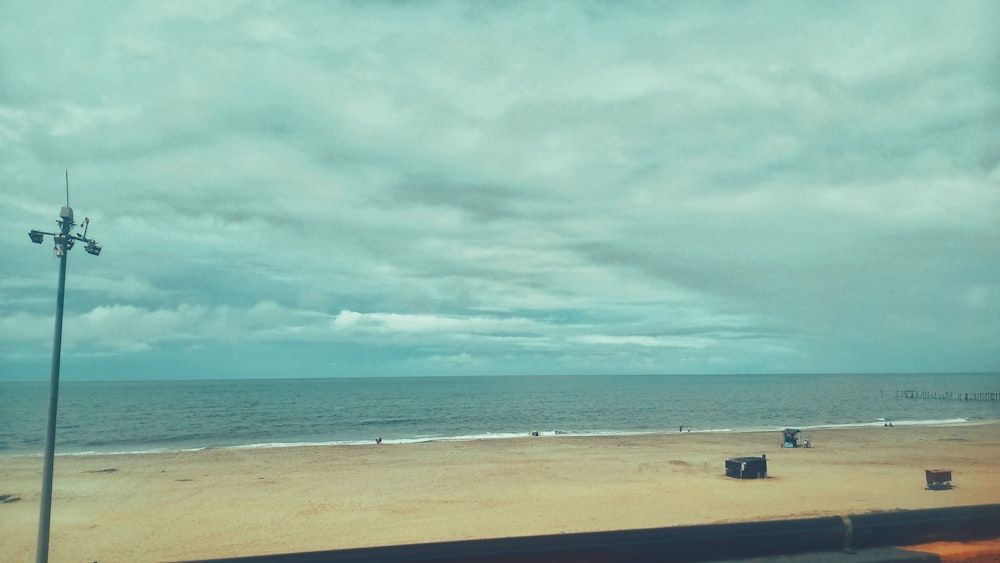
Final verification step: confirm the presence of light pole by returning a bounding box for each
[27,173,102,563]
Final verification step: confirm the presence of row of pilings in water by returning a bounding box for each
[892,389,1000,401]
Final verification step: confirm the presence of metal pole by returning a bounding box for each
[36,217,71,563]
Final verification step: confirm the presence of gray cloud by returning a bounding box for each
[2,0,998,379]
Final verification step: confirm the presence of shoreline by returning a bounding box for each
[3,423,1000,561]
[3,416,996,459]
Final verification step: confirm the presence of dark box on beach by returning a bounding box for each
[726,456,767,479]
[925,468,952,490]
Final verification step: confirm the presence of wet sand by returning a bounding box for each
[2,423,999,562]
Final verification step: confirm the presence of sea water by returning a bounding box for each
[1,373,997,455]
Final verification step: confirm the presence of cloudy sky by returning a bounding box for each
[2,1,998,380]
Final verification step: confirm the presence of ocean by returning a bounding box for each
[1,373,998,456]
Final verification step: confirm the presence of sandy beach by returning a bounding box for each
[3,423,1000,562]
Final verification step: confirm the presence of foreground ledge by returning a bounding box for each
[183,504,1000,563]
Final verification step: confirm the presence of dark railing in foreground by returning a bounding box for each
[186,504,1000,563]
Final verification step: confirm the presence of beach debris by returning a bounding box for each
[0,493,21,503]
[84,468,118,473]
[725,454,767,479]
[782,428,802,448]
[925,468,952,490]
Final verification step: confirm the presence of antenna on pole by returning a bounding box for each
[60,171,73,222]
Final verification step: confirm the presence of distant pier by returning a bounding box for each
[891,390,1000,401]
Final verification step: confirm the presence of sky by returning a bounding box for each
[1,1,998,380]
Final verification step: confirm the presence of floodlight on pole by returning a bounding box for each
[26,171,103,563]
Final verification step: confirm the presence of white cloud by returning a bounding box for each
[332,309,540,337]
[574,334,712,349]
